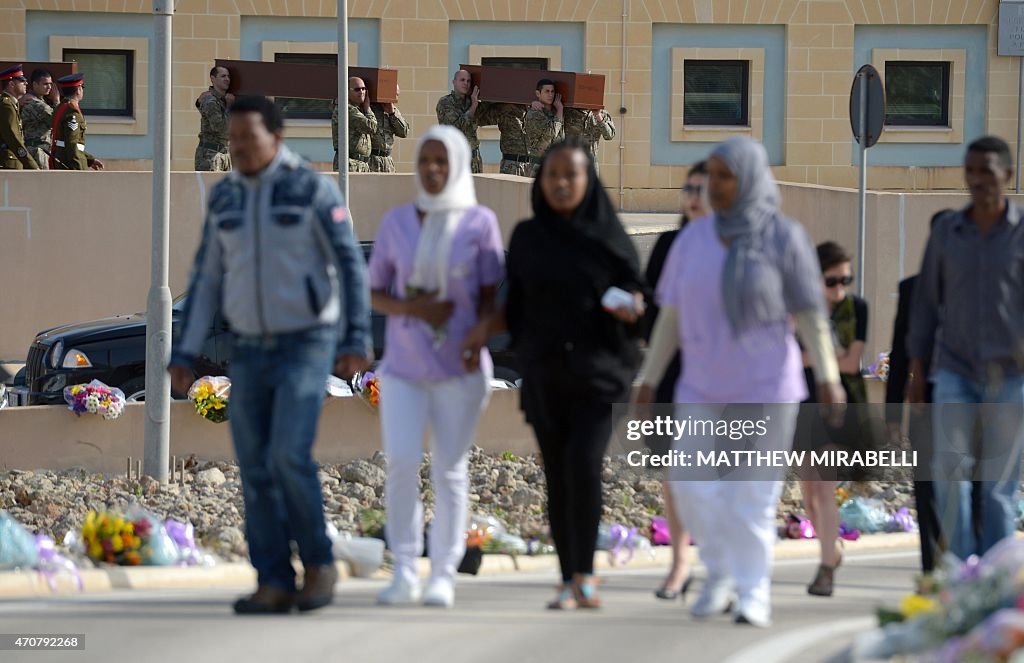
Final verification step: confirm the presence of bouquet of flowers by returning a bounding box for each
[63,380,125,420]
[80,509,178,566]
[353,371,380,412]
[188,376,230,423]
[852,538,1024,661]
[867,351,891,382]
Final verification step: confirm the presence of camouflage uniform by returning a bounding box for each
[19,93,55,170]
[436,91,489,174]
[490,103,531,177]
[51,98,95,170]
[0,91,38,169]
[347,102,377,173]
[368,102,410,173]
[524,106,563,177]
[194,87,231,171]
[564,108,616,173]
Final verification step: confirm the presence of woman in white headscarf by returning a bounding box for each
[367,125,505,608]
[636,136,845,627]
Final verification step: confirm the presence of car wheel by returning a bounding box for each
[120,377,147,402]
[493,367,521,385]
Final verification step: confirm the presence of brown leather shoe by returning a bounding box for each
[233,585,295,615]
[296,563,339,612]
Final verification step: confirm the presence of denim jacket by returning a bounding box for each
[171,145,371,366]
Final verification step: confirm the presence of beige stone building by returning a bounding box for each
[0,0,1015,210]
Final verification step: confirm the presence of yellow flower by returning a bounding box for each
[88,542,103,559]
[899,593,940,619]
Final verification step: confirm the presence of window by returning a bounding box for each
[683,60,749,126]
[61,48,133,117]
[884,61,951,127]
[274,53,335,120]
[480,57,549,70]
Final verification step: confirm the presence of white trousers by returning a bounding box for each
[669,404,797,609]
[379,371,489,585]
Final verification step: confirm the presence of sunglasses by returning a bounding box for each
[681,184,704,195]
[350,86,367,92]
[824,275,854,287]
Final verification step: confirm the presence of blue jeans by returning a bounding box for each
[931,369,1024,559]
[229,326,337,590]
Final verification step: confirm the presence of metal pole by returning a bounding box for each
[337,0,349,204]
[1017,55,1023,194]
[144,0,173,483]
[857,69,868,299]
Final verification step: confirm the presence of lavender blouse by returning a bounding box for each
[368,203,505,381]
[656,216,808,404]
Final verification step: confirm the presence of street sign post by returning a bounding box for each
[998,1,1024,192]
[849,64,885,299]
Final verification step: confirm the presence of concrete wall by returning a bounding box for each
[0,391,537,474]
[0,168,985,365]
[0,169,531,362]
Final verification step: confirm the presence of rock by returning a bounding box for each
[195,468,226,486]
[339,460,386,488]
[496,469,512,489]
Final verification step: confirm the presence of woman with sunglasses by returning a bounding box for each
[797,241,869,598]
[644,161,708,602]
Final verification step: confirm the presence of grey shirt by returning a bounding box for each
[908,201,1024,382]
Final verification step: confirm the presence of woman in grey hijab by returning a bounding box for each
[636,136,845,627]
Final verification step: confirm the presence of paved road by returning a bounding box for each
[0,550,918,663]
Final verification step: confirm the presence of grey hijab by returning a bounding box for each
[712,136,818,334]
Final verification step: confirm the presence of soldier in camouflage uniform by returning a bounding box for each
[346,77,376,173]
[368,85,410,173]
[194,66,233,171]
[19,69,57,170]
[563,107,615,174]
[490,103,531,177]
[0,65,39,169]
[524,79,564,177]
[51,74,104,170]
[436,69,490,173]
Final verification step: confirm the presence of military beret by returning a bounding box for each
[57,73,84,88]
[0,64,26,82]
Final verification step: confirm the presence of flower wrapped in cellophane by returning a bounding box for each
[867,351,890,382]
[188,376,230,423]
[80,508,179,567]
[63,380,126,420]
[353,371,380,412]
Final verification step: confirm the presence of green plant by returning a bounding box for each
[358,508,386,538]
[500,450,517,462]
[621,493,633,508]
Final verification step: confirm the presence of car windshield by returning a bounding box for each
[172,293,187,312]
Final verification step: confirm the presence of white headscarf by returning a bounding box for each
[408,124,477,300]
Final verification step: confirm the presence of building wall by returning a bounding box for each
[0,0,1013,211]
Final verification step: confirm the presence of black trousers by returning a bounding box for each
[524,374,615,583]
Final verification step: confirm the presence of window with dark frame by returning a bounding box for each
[884,61,951,127]
[61,48,134,117]
[274,53,335,120]
[480,57,550,70]
[683,60,750,126]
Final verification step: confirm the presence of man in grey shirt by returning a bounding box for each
[907,135,1024,559]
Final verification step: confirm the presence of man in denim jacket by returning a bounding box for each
[169,95,371,615]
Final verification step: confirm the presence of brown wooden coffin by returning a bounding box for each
[0,61,78,79]
[460,64,605,110]
[215,59,398,102]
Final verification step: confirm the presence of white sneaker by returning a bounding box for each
[734,596,772,628]
[422,578,455,608]
[377,576,421,605]
[690,577,734,619]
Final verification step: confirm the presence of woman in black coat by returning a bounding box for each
[504,138,646,609]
